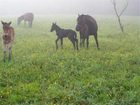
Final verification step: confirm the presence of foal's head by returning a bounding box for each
[50,23,59,32]
[1,21,11,30]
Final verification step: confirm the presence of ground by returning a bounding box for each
[0,15,140,105]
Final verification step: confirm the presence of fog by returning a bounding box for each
[0,0,139,16]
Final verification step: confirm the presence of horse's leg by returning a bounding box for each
[31,21,33,27]
[80,37,82,47]
[86,37,89,48]
[83,38,85,47]
[3,49,6,62]
[94,33,99,49]
[55,38,59,50]
[8,47,12,61]
[29,21,32,28]
[72,39,76,50]
[79,32,82,47]
[60,38,63,49]
[28,21,30,27]
[24,20,26,26]
[75,38,79,50]
[69,38,75,50]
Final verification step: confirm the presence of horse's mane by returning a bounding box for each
[55,24,62,30]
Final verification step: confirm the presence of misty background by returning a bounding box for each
[0,0,139,16]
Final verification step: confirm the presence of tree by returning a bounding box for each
[111,0,129,33]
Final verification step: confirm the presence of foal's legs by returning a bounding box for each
[8,47,12,61]
[55,37,59,50]
[75,38,79,50]
[69,38,76,50]
[60,38,63,49]
[3,50,6,62]
[3,45,6,62]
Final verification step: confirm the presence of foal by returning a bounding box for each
[1,21,15,62]
[50,23,78,50]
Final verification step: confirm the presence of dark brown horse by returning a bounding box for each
[50,23,78,50]
[76,14,99,49]
[1,21,15,62]
[17,13,34,28]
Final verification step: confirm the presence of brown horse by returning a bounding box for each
[1,21,15,62]
[17,13,34,28]
[76,14,99,49]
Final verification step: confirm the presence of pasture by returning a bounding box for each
[0,15,140,105]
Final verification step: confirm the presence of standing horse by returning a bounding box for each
[1,21,15,62]
[50,23,78,50]
[17,13,34,28]
[76,14,99,49]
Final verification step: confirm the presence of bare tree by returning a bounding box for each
[111,0,128,33]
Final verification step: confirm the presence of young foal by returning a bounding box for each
[50,23,78,50]
[1,21,15,62]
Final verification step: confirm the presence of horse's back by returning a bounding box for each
[59,29,76,38]
[24,13,34,21]
[65,29,76,35]
[84,15,98,35]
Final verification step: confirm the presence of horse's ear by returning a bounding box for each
[8,21,11,25]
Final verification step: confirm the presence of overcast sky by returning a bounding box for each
[0,0,139,16]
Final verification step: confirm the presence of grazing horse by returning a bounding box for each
[76,14,99,49]
[50,23,78,50]
[1,21,15,62]
[17,13,34,28]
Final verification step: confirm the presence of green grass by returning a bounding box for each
[0,15,140,105]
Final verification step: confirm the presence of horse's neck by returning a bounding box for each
[19,16,24,21]
[55,26,62,34]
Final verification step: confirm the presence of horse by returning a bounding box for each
[76,14,99,49]
[1,21,15,62]
[50,23,78,50]
[17,13,34,28]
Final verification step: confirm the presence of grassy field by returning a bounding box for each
[0,15,140,105]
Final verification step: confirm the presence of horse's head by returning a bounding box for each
[1,21,11,30]
[76,14,86,31]
[50,22,57,32]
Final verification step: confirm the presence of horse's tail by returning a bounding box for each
[74,32,77,39]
